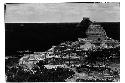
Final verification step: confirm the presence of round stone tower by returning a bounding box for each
[85,24,108,45]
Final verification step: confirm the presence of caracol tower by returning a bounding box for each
[86,24,108,45]
[84,23,119,48]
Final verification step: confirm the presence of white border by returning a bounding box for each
[0,0,122,83]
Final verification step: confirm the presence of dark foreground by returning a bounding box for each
[5,22,120,82]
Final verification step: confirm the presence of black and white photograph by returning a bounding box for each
[5,2,120,82]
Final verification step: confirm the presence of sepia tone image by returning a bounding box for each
[5,2,120,82]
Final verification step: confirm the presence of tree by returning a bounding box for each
[75,17,93,38]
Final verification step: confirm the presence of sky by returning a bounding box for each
[5,2,120,23]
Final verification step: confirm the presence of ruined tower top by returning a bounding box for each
[86,24,107,36]
[85,24,108,45]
